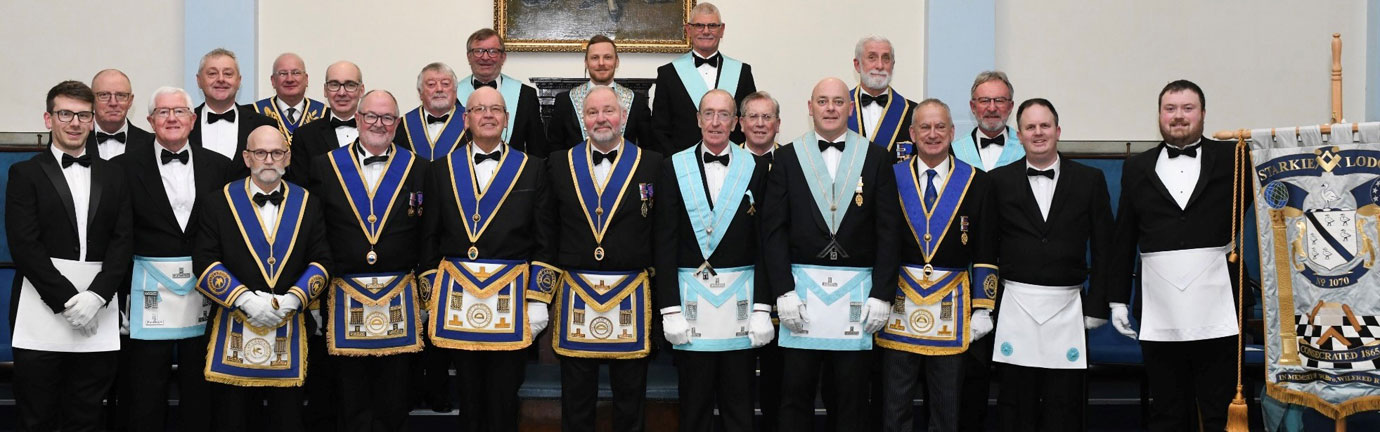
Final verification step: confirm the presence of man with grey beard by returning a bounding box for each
[848,35,918,163]
[952,71,1023,172]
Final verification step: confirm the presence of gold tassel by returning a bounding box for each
[1225,138,1251,431]
[1226,384,1250,431]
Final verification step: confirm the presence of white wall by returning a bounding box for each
[996,1,1369,141]
[0,2,184,133]
[257,0,927,142]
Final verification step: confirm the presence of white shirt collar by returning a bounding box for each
[249,180,283,197]
[275,97,306,113]
[96,120,129,135]
[1026,155,1061,173]
[206,103,237,116]
[693,50,721,60]
[330,111,355,122]
[471,142,505,157]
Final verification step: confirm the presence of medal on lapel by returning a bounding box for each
[746,190,756,215]
[960,216,970,245]
[855,177,865,207]
[639,183,654,217]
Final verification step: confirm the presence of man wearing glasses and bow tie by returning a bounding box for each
[952,71,1023,173]
[89,69,152,160]
[653,2,757,154]
[458,28,548,157]
[287,61,364,186]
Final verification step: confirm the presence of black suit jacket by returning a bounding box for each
[1109,138,1252,311]
[87,120,154,160]
[852,93,918,162]
[549,88,656,155]
[287,115,350,186]
[189,103,276,178]
[761,141,900,300]
[420,146,550,271]
[990,157,1113,318]
[6,149,132,317]
[311,145,428,276]
[652,59,756,154]
[893,157,998,295]
[653,147,768,310]
[506,83,550,158]
[544,145,662,271]
[114,143,233,258]
[193,180,332,296]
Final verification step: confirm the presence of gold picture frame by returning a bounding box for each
[494,0,695,53]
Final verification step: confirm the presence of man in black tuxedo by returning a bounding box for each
[394,62,465,162]
[420,87,554,432]
[310,90,426,431]
[460,28,548,156]
[89,69,152,160]
[287,62,362,198]
[849,36,918,163]
[194,125,332,432]
[1109,80,1246,432]
[988,99,1113,432]
[652,2,756,153]
[7,80,132,431]
[189,48,276,177]
[549,35,655,153]
[654,89,773,432]
[762,78,899,431]
[113,86,232,432]
[547,85,662,432]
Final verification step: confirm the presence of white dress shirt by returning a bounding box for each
[818,133,847,179]
[95,121,128,160]
[331,113,358,147]
[471,144,503,191]
[53,146,92,260]
[425,108,456,142]
[1026,156,1061,221]
[693,51,720,90]
[859,89,885,137]
[357,144,390,191]
[156,143,197,230]
[250,181,282,234]
[1155,139,1202,210]
[276,98,306,124]
[919,156,951,197]
[701,144,730,205]
[977,129,1008,172]
[591,141,624,185]
[200,105,239,159]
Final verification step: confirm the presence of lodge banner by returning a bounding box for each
[1252,123,1380,418]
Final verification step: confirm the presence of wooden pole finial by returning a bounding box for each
[1332,34,1343,123]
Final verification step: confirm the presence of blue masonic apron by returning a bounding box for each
[401,107,465,160]
[130,255,210,340]
[254,97,327,140]
[457,74,523,142]
[671,53,743,110]
[848,87,913,158]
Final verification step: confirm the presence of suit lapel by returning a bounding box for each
[1044,163,1072,233]
[87,160,106,232]
[37,151,79,236]
[139,146,183,232]
[1015,166,1049,233]
[1183,142,1216,209]
[1143,148,1178,207]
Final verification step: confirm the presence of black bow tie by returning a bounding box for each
[96,131,126,144]
[1026,167,1054,179]
[330,117,356,128]
[361,155,389,165]
[473,79,498,89]
[702,152,729,166]
[592,150,618,165]
[426,113,449,124]
[473,151,502,164]
[693,54,721,67]
[61,153,91,168]
[1165,143,1198,158]
[979,135,1004,148]
[161,149,189,165]
[253,190,284,207]
[859,92,889,106]
[818,140,844,152]
[207,109,236,124]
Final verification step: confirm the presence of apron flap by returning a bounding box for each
[1009,286,1079,325]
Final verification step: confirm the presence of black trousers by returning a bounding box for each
[410,338,454,409]
[1140,336,1237,432]
[756,342,784,432]
[303,335,337,432]
[778,347,870,432]
[673,349,755,432]
[212,383,305,432]
[119,335,211,432]
[958,334,994,432]
[558,355,649,432]
[334,353,413,432]
[881,348,964,432]
[13,348,118,432]
[453,349,529,432]
[996,363,1085,432]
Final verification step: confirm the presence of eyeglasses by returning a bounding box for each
[742,113,776,123]
[914,123,951,133]
[325,81,361,92]
[973,97,1011,106]
[468,105,507,115]
[51,110,95,123]
[468,48,505,57]
[245,149,289,161]
[699,110,734,122]
[359,112,398,126]
[686,23,724,31]
[95,92,132,103]
[274,70,305,79]
[152,107,194,119]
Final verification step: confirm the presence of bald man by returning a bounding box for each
[255,53,328,141]
[195,125,331,432]
[761,78,900,431]
[89,69,153,159]
[287,61,364,187]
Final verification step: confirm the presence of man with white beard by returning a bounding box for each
[848,35,918,163]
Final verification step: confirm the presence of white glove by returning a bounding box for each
[236,292,281,328]
[661,307,692,346]
[1110,302,1137,339]
[862,297,892,334]
[276,293,302,312]
[528,301,549,336]
[1084,316,1107,330]
[748,305,775,348]
[969,309,994,341]
[776,294,808,334]
[77,315,100,337]
[120,308,130,336]
[62,291,106,328]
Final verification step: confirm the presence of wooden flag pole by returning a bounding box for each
[1332,33,1343,123]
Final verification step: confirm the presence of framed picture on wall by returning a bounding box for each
[495,0,694,53]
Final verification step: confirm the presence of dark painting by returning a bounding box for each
[496,0,694,52]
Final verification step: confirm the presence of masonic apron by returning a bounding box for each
[1138,245,1239,342]
[671,52,743,111]
[130,255,210,340]
[848,86,914,158]
[992,281,1087,369]
[400,107,465,160]
[12,258,119,352]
